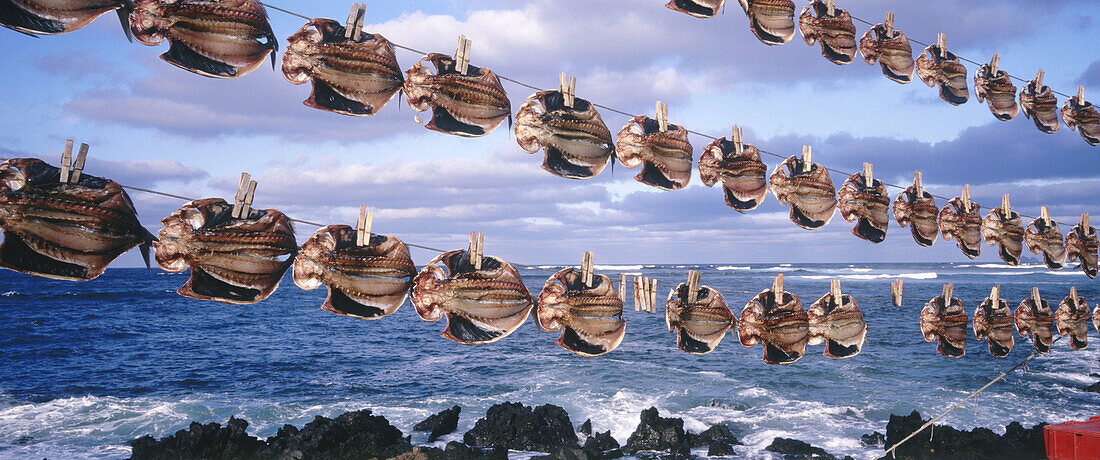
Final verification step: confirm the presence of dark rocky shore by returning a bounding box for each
[129,403,1048,459]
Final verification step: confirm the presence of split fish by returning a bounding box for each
[536,268,625,357]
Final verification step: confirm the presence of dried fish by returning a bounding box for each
[666,282,735,354]
[893,185,938,247]
[665,0,724,18]
[738,286,809,364]
[1066,220,1098,279]
[1024,218,1066,270]
[515,90,614,179]
[403,53,511,137]
[939,197,982,259]
[0,0,124,35]
[1019,77,1060,134]
[982,206,1024,266]
[807,291,866,359]
[737,0,796,46]
[858,24,914,84]
[973,293,1014,357]
[798,0,857,65]
[1056,294,1090,350]
[920,294,967,358]
[1014,295,1054,353]
[615,116,692,190]
[974,63,1019,121]
[915,44,969,105]
[769,155,837,230]
[537,268,625,357]
[837,172,889,243]
[698,137,767,211]
[1061,96,1100,146]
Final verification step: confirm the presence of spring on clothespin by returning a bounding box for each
[59,140,89,184]
[454,35,472,75]
[355,205,373,246]
[344,3,366,41]
[891,278,903,306]
[231,172,257,219]
[559,72,576,108]
[655,101,669,133]
[467,231,484,269]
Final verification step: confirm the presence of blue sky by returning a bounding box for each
[2,0,1099,266]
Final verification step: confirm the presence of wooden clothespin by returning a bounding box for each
[891,278,903,306]
[454,35,472,75]
[884,11,894,36]
[1078,86,1086,105]
[1070,286,1079,306]
[240,179,257,218]
[633,276,643,312]
[59,139,73,183]
[731,124,744,158]
[1040,205,1052,226]
[685,270,701,304]
[772,273,784,294]
[1034,69,1044,88]
[1001,194,1011,215]
[989,54,1000,75]
[941,283,953,302]
[830,279,842,305]
[800,145,812,174]
[825,0,835,16]
[467,231,484,270]
[862,162,873,186]
[355,205,373,246]
[990,285,1000,304]
[655,101,669,133]
[649,278,659,313]
[70,143,88,183]
[619,273,627,303]
[937,33,947,58]
[1082,212,1090,229]
[913,171,923,196]
[961,185,972,214]
[231,172,251,218]
[579,251,594,287]
[559,72,576,108]
[1031,287,1042,306]
[344,3,365,41]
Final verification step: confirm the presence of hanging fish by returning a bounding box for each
[974,63,1019,121]
[129,0,278,79]
[665,281,736,354]
[915,44,969,105]
[665,0,724,18]
[981,206,1024,266]
[282,18,403,116]
[769,155,837,230]
[858,23,914,84]
[893,185,938,247]
[1019,76,1060,134]
[1056,294,1090,350]
[155,198,296,304]
[797,0,856,65]
[807,291,866,359]
[738,286,809,365]
[0,158,155,281]
[837,172,889,243]
[1061,95,1100,146]
[403,53,511,137]
[536,268,625,357]
[1014,294,1054,353]
[0,0,125,36]
[514,90,614,179]
[411,249,533,345]
[973,292,1014,358]
[293,226,416,320]
[615,116,692,190]
[938,197,982,259]
[737,0,796,46]
[1066,220,1098,279]
[698,137,768,211]
[1024,217,1066,270]
[919,293,967,358]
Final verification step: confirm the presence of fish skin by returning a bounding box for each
[1065,223,1098,279]
[665,283,735,354]
[920,295,967,358]
[769,155,837,230]
[0,0,122,35]
[807,293,866,359]
[973,297,1014,357]
[403,53,511,137]
[1024,218,1067,270]
[893,186,938,247]
[738,0,796,46]
[1056,296,1090,350]
[411,249,533,345]
[0,158,154,281]
[665,0,724,18]
[615,116,693,190]
[915,45,969,105]
[698,138,768,211]
[537,268,625,357]
[1019,80,1060,134]
[938,197,982,259]
[282,18,403,116]
[294,225,416,320]
[155,198,296,305]
[858,24,913,84]
[1014,297,1055,354]
[1061,97,1100,146]
[837,173,889,243]
[514,90,614,180]
[981,207,1024,266]
[974,64,1019,121]
[738,289,809,365]
[798,0,857,65]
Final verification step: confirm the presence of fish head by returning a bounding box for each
[128,0,171,46]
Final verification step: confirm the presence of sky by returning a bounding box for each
[1,0,1099,267]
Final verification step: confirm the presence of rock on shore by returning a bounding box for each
[880,411,1046,460]
[462,401,578,452]
[414,405,461,442]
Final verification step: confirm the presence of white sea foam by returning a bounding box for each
[972,263,1047,269]
[1,291,16,296]
[847,268,873,273]
[799,272,937,281]
[593,265,644,271]
[716,266,751,271]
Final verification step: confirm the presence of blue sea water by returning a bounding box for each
[1,262,1098,459]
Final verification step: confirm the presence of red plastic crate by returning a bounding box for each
[1046,416,1100,460]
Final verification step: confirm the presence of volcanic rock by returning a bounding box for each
[130,417,266,460]
[414,406,461,442]
[463,402,578,452]
[687,424,742,447]
[860,431,886,447]
[622,407,690,456]
[880,411,1046,460]
[262,409,411,459]
[766,437,840,459]
[707,441,736,456]
[579,419,593,436]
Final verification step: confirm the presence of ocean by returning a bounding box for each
[1,263,1097,459]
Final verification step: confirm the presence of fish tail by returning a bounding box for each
[116,8,134,43]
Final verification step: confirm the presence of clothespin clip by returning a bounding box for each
[830,279,842,305]
[825,0,835,16]
[1082,212,1090,229]
[1078,86,1086,105]
[70,143,88,183]
[990,285,1000,304]
[579,251,594,288]
[1033,69,1045,88]
[884,11,894,36]
[862,162,873,186]
[731,124,744,158]
[941,283,954,302]
[913,171,923,196]
[961,184,972,214]
[344,3,366,41]
[772,273,784,294]
[891,278,903,306]
[1001,194,1011,215]
[454,35,472,75]
[355,205,373,246]
[800,145,812,174]
[59,139,73,183]
[649,278,659,313]
[655,101,669,133]
[685,270,701,304]
[1040,205,1052,227]
[1070,286,1079,307]
[633,276,643,312]
[240,178,257,218]
[937,33,947,58]
[1031,287,1042,306]
[619,273,627,303]
[231,172,256,219]
[467,231,484,270]
[987,53,1000,75]
[559,72,576,108]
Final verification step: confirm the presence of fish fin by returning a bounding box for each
[1071,336,1088,350]
[427,107,485,137]
[723,187,761,212]
[937,338,965,358]
[0,2,65,35]
[989,340,1012,357]
[306,80,373,115]
[1033,338,1050,354]
[824,339,860,359]
[184,267,261,303]
[912,227,936,247]
[0,231,90,280]
[764,343,801,365]
[790,205,827,229]
[557,327,611,357]
[542,146,597,179]
[637,161,682,190]
[116,8,132,43]
[854,218,887,243]
[939,86,969,105]
[676,328,715,354]
[323,287,389,319]
[161,40,238,78]
[442,313,504,344]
